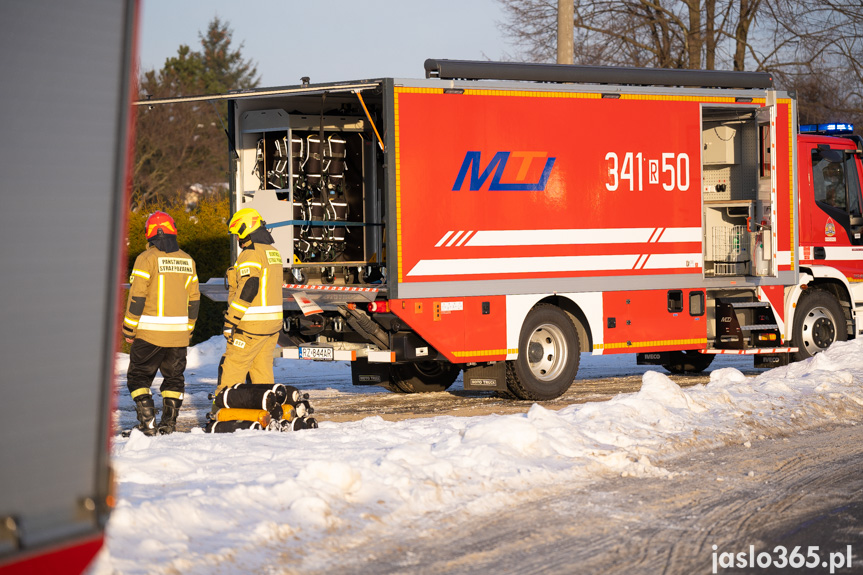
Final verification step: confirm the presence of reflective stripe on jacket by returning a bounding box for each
[226,243,283,335]
[123,245,200,347]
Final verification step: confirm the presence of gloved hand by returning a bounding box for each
[223,320,237,344]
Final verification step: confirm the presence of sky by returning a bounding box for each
[139,0,515,87]
[86,337,863,573]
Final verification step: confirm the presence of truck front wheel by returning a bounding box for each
[792,290,846,361]
[388,361,459,393]
[506,305,579,400]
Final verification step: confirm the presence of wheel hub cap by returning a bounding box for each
[527,323,568,381]
[802,307,836,352]
[810,317,835,348]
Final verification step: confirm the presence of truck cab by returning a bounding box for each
[798,126,863,273]
[793,124,863,357]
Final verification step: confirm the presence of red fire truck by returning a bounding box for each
[184,59,863,401]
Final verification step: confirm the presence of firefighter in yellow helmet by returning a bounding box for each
[218,208,283,394]
[122,211,199,435]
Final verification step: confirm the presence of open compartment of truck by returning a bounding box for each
[701,104,777,279]
[229,81,387,293]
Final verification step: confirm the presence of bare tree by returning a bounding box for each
[497,0,862,72]
[133,73,224,209]
[497,0,863,123]
[498,0,766,70]
[760,0,863,125]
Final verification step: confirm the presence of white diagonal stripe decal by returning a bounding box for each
[445,231,465,247]
[456,231,473,246]
[435,231,454,247]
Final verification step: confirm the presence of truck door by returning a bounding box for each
[800,141,863,281]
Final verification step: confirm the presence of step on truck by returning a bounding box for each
[190,59,863,400]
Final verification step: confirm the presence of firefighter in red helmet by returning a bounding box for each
[122,211,200,435]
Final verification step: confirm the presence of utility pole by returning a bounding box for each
[557,0,574,64]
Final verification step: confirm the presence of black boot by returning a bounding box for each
[133,395,157,436]
[158,397,182,435]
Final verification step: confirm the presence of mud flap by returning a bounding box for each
[754,353,790,369]
[636,352,670,365]
[463,362,507,391]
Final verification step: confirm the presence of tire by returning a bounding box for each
[662,350,714,374]
[389,361,459,393]
[792,290,846,361]
[506,304,580,400]
[381,382,409,394]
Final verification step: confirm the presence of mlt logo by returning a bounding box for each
[452,151,556,191]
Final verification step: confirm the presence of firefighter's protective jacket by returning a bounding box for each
[225,243,283,336]
[123,245,200,347]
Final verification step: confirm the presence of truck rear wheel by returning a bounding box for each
[506,305,579,400]
[662,350,714,374]
[792,290,846,361]
[389,361,459,393]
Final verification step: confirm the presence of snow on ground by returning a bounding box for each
[89,338,863,574]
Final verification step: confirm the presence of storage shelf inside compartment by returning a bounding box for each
[704,201,753,276]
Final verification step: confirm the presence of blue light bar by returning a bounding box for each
[800,122,855,135]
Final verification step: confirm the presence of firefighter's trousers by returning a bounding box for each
[127,339,186,397]
[217,331,279,393]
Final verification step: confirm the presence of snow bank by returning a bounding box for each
[91,339,863,574]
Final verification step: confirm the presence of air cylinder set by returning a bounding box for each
[205,382,318,432]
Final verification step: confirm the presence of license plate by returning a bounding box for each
[299,346,334,361]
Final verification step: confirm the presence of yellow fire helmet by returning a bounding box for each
[228,208,264,239]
